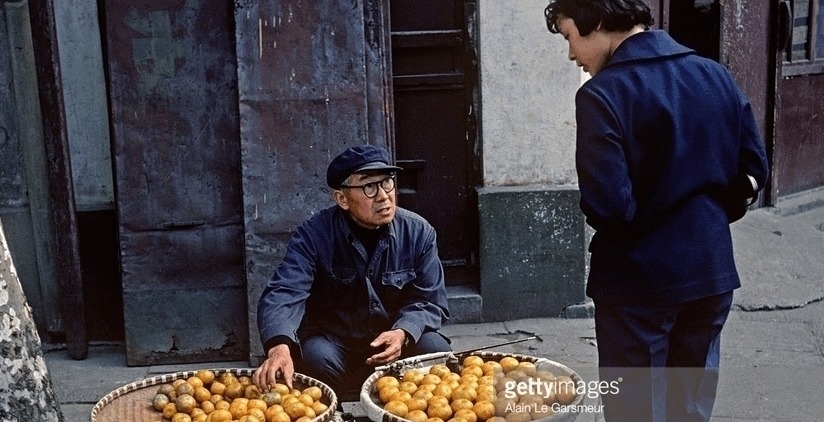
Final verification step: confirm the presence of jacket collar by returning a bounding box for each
[608,30,694,67]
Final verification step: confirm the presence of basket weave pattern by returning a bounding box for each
[90,368,337,422]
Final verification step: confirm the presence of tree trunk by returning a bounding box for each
[0,221,63,421]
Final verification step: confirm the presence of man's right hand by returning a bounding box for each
[253,344,294,391]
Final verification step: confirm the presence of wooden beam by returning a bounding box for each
[26,0,87,359]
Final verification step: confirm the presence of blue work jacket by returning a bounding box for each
[575,30,769,306]
[257,205,449,351]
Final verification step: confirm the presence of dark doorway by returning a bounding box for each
[669,0,721,60]
[390,0,480,287]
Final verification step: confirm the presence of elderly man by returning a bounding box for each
[253,144,451,394]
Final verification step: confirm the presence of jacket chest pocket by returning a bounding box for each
[381,269,416,289]
[320,267,359,302]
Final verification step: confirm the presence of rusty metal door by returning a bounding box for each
[390,0,480,286]
[772,0,824,197]
[102,0,247,365]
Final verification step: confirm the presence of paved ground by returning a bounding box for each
[44,188,824,422]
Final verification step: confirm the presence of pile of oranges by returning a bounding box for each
[373,355,577,422]
[149,370,330,422]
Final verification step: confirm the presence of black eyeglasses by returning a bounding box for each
[340,174,396,198]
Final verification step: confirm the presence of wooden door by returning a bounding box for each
[102,0,247,365]
[390,0,480,286]
[773,0,824,197]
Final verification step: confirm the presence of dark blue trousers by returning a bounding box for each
[595,292,733,422]
[295,331,451,394]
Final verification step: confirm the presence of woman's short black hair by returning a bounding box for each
[544,0,654,36]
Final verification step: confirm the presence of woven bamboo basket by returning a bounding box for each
[360,351,584,422]
[90,368,338,422]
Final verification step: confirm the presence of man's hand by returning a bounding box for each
[253,344,295,391]
[366,329,407,366]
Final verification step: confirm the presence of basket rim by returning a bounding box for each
[360,351,585,422]
[90,368,338,422]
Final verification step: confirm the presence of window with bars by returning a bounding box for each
[783,0,824,75]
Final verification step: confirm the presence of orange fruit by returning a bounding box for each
[427,401,453,420]
[429,364,451,379]
[303,386,323,402]
[176,382,195,397]
[247,407,267,421]
[498,358,519,374]
[403,370,425,385]
[461,366,483,379]
[389,391,412,403]
[284,401,307,419]
[311,400,329,415]
[262,392,282,407]
[196,370,216,386]
[209,409,233,422]
[412,389,434,402]
[193,386,211,403]
[451,398,474,413]
[407,409,429,422]
[247,398,268,412]
[515,362,536,377]
[384,400,409,418]
[152,393,170,411]
[454,409,478,422]
[481,362,502,377]
[401,380,422,394]
[187,376,205,389]
[245,384,262,400]
[406,397,428,412]
[473,401,496,422]
[421,374,442,386]
[229,400,249,420]
[200,400,215,414]
[427,418,445,422]
[225,383,244,400]
[215,399,231,411]
[431,383,452,400]
[170,413,192,422]
[162,402,178,420]
[210,381,227,396]
[175,394,198,414]
[452,385,477,402]
[463,355,485,368]
[158,384,175,396]
[379,386,400,404]
[376,376,400,391]
[265,408,290,422]
[271,383,290,396]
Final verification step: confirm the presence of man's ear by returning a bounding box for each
[333,190,350,210]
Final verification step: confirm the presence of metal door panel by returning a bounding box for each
[772,0,824,197]
[103,0,247,365]
[774,74,824,195]
[390,0,480,286]
[235,0,395,361]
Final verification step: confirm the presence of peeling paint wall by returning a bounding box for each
[478,0,580,187]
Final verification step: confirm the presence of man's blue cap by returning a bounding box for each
[326,145,403,188]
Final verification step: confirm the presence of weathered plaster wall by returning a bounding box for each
[478,0,579,187]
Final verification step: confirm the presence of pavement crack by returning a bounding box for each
[734,295,824,312]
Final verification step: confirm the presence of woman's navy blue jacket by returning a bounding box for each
[257,205,449,351]
[575,30,769,306]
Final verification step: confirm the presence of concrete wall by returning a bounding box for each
[479,0,579,187]
[476,0,588,320]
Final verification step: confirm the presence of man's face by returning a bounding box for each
[334,172,397,229]
[556,15,612,76]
